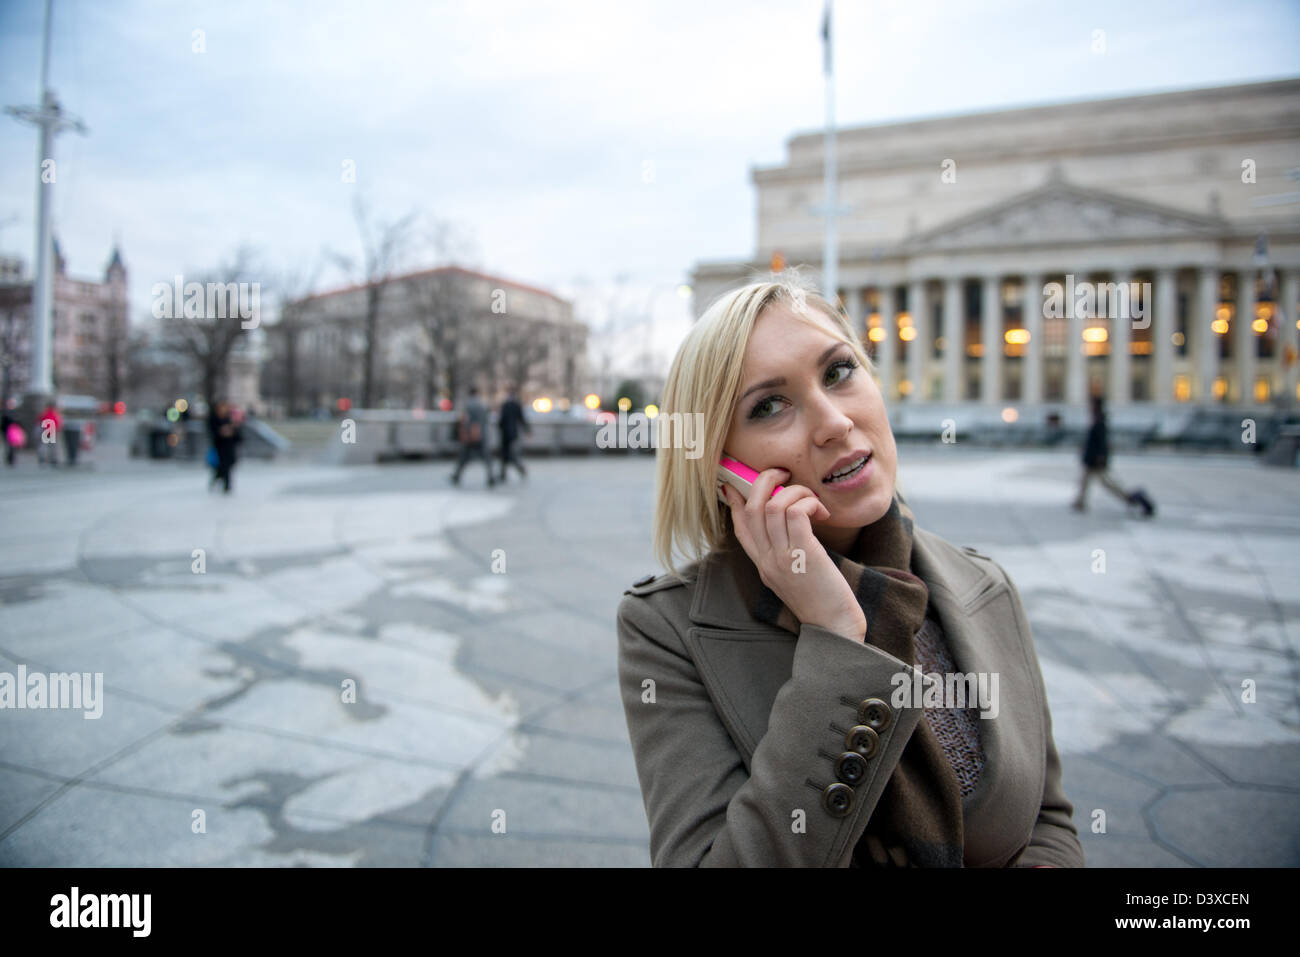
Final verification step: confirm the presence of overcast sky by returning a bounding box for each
[1,0,1298,374]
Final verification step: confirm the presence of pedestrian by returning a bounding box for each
[2,410,24,467]
[450,386,495,488]
[497,386,531,482]
[1071,395,1154,516]
[36,399,62,468]
[207,399,242,494]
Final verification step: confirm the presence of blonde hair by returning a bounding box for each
[652,269,881,583]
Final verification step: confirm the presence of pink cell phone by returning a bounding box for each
[717,455,786,505]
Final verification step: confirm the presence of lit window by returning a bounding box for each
[1174,375,1191,402]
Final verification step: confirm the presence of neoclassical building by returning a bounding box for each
[692,78,1300,417]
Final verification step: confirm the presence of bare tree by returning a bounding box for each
[497,315,551,394]
[125,319,185,412]
[262,261,323,417]
[327,195,416,408]
[553,320,584,401]
[402,218,481,405]
[405,270,462,407]
[156,245,263,406]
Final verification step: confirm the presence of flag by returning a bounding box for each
[822,1,832,75]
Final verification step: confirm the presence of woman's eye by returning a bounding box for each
[748,359,857,420]
[826,358,857,386]
[749,397,785,420]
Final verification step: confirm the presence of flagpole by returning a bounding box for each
[822,0,838,303]
[4,0,86,417]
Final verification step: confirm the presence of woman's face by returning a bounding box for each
[721,301,898,554]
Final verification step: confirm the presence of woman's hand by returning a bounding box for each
[722,468,867,642]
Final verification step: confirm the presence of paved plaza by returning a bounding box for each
[0,445,1297,866]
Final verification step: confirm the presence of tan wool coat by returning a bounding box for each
[616,523,1086,867]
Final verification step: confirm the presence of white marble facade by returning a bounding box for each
[692,78,1300,410]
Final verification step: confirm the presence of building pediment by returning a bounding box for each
[905,178,1225,253]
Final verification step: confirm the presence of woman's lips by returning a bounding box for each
[820,452,872,490]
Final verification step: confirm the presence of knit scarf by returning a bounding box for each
[732,491,965,867]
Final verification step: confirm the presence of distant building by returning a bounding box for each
[0,242,130,405]
[693,78,1300,412]
[273,265,589,413]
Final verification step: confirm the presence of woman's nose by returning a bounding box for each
[808,393,854,445]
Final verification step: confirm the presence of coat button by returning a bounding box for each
[822,782,854,817]
[845,724,880,758]
[858,697,893,731]
[835,751,868,785]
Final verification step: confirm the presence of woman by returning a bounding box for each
[207,400,242,494]
[616,275,1084,868]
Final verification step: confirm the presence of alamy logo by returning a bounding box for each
[891,669,1000,719]
[151,275,261,328]
[1042,275,1152,329]
[50,887,150,937]
[0,665,103,719]
[595,410,705,459]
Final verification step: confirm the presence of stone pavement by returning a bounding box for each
[0,446,1296,866]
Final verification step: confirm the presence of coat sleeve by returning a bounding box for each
[616,591,929,867]
[992,561,1086,868]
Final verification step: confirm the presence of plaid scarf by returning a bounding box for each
[736,491,965,867]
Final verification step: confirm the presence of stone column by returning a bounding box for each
[907,279,926,401]
[1022,273,1043,404]
[1109,271,1132,407]
[1282,270,1299,407]
[1198,267,1220,402]
[981,275,1001,404]
[845,287,865,343]
[1236,270,1257,405]
[943,277,963,403]
[1153,268,1176,404]
[878,284,897,401]
[1066,273,1087,406]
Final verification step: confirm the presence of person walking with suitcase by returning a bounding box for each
[1071,395,1154,516]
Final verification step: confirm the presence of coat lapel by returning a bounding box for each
[681,528,1027,756]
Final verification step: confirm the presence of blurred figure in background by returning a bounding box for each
[1071,395,1154,516]
[450,386,495,488]
[497,386,531,482]
[36,399,62,468]
[2,410,24,467]
[207,399,242,494]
